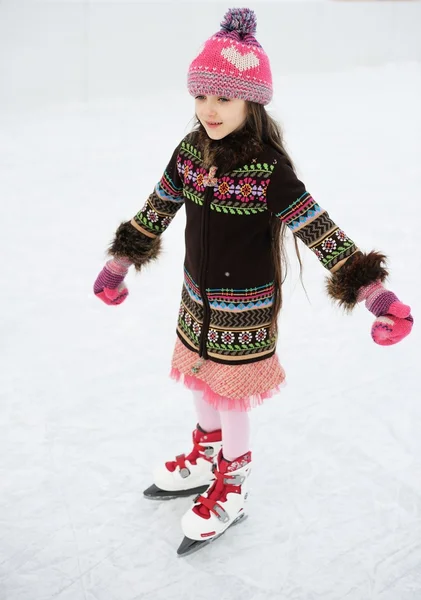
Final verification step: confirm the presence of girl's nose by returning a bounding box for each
[205,99,217,114]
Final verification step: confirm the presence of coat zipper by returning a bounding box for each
[198,186,213,359]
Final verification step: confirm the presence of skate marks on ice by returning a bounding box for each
[1,62,420,599]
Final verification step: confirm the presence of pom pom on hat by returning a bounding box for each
[187,7,273,105]
[220,8,257,37]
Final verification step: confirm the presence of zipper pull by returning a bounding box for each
[203,165,218,187]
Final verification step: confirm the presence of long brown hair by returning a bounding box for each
[245,102,304,337]
[190,102,305,338]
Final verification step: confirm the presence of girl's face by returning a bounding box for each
[195,95,247,140]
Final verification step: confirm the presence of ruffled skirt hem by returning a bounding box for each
[170,368,285,412]
[170,338,286,411]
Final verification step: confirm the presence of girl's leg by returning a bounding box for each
[178,403,252,549]
[219,408,250,461]
[192,389,221,432]
[144,391,223,499]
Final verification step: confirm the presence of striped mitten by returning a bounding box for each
[94,257,131,305]
[357,281,413,346]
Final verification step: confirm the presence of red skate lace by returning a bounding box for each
[165,439,212,473]
[193,468,239,518]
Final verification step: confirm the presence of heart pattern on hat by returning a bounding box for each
[187,8,272,104]
[221,46,260,72]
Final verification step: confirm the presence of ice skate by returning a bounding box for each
[143,424,222,500]
[177,449,252,555]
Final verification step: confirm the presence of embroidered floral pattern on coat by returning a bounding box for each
[129,129,359,365]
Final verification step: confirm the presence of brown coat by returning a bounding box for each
[109,125,387,364]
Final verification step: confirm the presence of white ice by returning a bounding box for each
[1,27,421,600]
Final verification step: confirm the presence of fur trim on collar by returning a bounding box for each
[192,122,263,174]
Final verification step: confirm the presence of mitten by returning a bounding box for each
[94,257,131,305]
[357,281,413,346]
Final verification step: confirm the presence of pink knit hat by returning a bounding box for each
[187,8,273,106]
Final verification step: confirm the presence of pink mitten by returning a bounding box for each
[357,281,413,346]
[94,257,131,305]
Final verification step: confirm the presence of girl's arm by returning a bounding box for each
[266,152,413,345]
[108,141,185,271]
[266,152,387,310]
[93,141,185,305]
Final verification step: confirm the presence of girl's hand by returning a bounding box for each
[357,281,413,346]
[94,257,130,306]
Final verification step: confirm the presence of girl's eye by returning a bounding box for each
[194,96,229,102]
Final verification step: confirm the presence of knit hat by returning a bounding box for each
[187,8,273,106]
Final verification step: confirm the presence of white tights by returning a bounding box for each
[192,390,250,461]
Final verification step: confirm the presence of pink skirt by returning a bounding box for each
[170,337,286,412]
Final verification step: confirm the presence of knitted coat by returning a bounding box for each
[109,125,387,365]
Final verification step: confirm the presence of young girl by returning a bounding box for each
[93,8,413,556]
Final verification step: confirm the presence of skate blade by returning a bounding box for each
[177,512,247,557]
[143,483,210,501]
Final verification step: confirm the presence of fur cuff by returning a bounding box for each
[107,221,162,272]
[326,250,389,311]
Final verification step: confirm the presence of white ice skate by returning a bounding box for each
[177,449,252,555]
[143,424,223,500]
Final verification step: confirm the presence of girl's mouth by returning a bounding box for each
[206,121,222,129]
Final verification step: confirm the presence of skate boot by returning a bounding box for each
[143,424,223,500]
[177,449,252,556]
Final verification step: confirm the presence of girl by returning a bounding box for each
[93,9,413,556]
